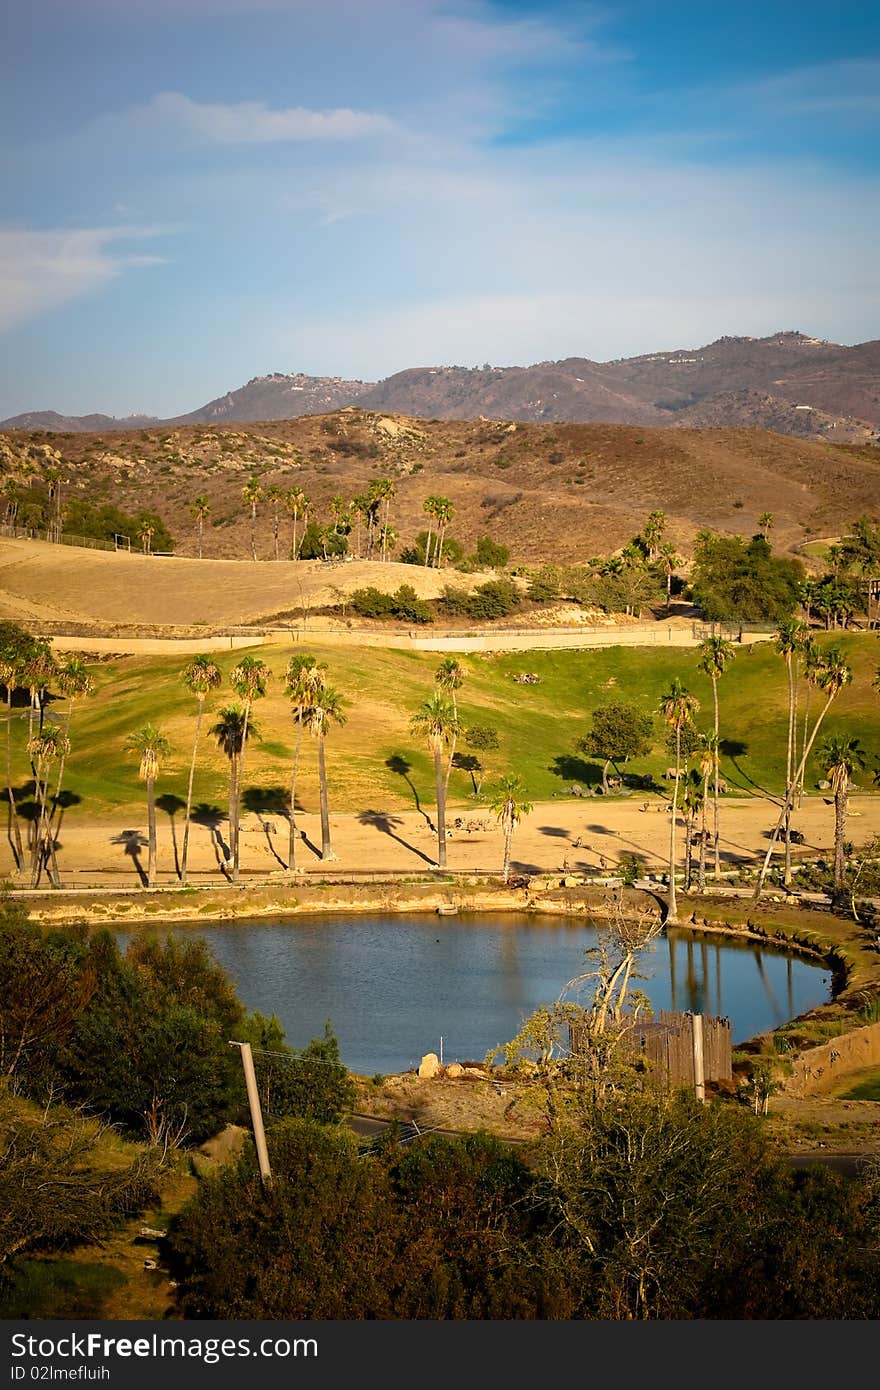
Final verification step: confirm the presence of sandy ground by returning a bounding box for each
[7,793,879,888]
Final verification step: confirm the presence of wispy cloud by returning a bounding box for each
[743,58,880,118]
[0,226,169,333]
[150,92,396,143]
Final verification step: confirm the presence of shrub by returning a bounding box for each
[474,536,510,569]
[349,587,396,619]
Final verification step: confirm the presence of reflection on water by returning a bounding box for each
[123,914,831,1076]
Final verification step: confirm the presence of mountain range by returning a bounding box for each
[4,331,879,444]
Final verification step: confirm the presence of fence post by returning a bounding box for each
[692,1013,705,1103]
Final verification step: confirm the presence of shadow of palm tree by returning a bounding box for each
[451,752,481,793]
[719,739,774,799]
[386,754,433,828]
[111,829,149,886]
[192,803,230,874]
[241,786,289,868]
[358,809,437,866]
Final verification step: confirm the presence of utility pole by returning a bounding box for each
[691,1013,705,1104]
[230,1041,272,1187]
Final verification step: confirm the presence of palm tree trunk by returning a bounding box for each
[287,714,304,871]
[424,529,433,567]
[198,516,203,560]
[30,757,51,888]
[502,819,512,883]
[602,758,610,795]
[233,703,253,883]
[147,776,157,887]
[229,754,239,880]
[180,695,204,887]
[833,776,848,894]
[250,504,257,562]
[667,728,681,923]
[318,733,336,860]
[5,690,23,872]
[754,687,840,899]
[712,676,721,879]
[273,509,279,561]
[783,654,795,886]
[698,766,709,892]
[434,745,447,868]
[798,680,811,809]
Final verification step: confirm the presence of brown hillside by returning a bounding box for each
[3,411,880,566]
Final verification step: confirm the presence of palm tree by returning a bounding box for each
[642,509,666,562]
[179,656,222,887]
[775,620,808,883]
[682,770,703,893]
[124,725,171,888]
[696,636,735,879]
[302,685,347,861]
[191,496,209,559]
[370,478,396,561]
[658,680,701,924]
[286,487,309,560]
[266,486,284,561]
[433,497,454,568]
[757,512,775,541]
[229,656,270,881]
[210,705,258,879]
[46,657,94,886]
[284,654,326,871]
[0,628,35,873]
[489,775,533,883]
[21,642,56,744]
[242,475,263,560]
[435,657,465,802]
[138,519,155,555]
[410,691,460,869]
[659,541,678,609]
[28,728,67,887]
[422,496,439,567]
[819,735,865,900]
[755,648,852,898]
[696,737,715,893]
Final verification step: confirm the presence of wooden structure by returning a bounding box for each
[570,1010,732,1090]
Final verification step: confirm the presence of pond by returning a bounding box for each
[135,913,832,1076]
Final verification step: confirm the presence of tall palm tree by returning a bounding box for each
[46,657,94,886]
[755,648,852,899]
[435,657,465,801]
[302,685,347,861]
[696,736,716,893]
[229,656,270,881]
[658,679,701,924]
[286,487,309,560]
[422,496,439,567]
[179,655,222,887]
[489,775,533,884]
[433,497,454,568]
[266,485,284,561]
[0,628,35,873]
[659,541,678,609]
[819,735,865,900]
[191,496,209,559]
[21,642,55,744]
[775,620,808,883]
[410,691,460,869]
[642,509,666,563]
[370,478,396,561]
[697,635,735,879]
[284,654,326,871]
[124,725,171,888]
[28,728,66,887]
[242,475,263,561]
[757,511,775,541]
[210,705,255,880]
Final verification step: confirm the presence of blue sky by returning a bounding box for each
[1,0,878,417]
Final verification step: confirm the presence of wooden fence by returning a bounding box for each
[570,1010,732,1089]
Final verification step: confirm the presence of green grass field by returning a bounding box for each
[5,633,880,826]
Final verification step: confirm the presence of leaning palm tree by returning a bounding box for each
[284,654,326,871]
[658,679,701,924]
[819,735,865,900]
[229,656,270,881]
[697,635,735,879]
[755,648,852,899]
[191,496,209,559]
[242,475,263,561]
[302,685,347,861]
[179,655,222,887]
[210,705,255,880]
[124,725,171,889]
[46,657,94,886]
[489,775,533,884]
[410,691,460,869]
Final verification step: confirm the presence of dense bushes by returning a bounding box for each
[691,534,804,624]
[438,579,521,621]
[348,584,433,623]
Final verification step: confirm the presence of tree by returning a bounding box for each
[284,654,326,872]
[658,680,700,923]
[266,485,284,561]
[370,478,396,562]
[819,735,866,900]
[124,725,171,888]
[242,475,263,561]
[696,636,735,879]
[658,541,679,610]
[0,621,39,874]
[462,725,499,795]
[691,534,804,625]
[229,656,270,882]
[489,775,532,883]
[774,621,809,884]
[642,510,666,562]
[27,729,67,888]
[302,685,347,861]
[410,691,459,869]
[474,536,509,569]
[210,705,254,881]
[435,657,465,801]
[755,648,852,898]
[137,518,155,555]
[577,703,652,796]
[433,497,454,568]
[757,511,775,541]
[190,496,209,559]
[179,656,222,887]
[45,656,94,887]
[696,737,715,893]
[285,487,309,560]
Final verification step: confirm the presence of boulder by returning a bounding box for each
[445,1062,464,1078]
[418,1052,440,1079]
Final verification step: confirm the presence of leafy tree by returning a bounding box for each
[462,724,499,794]
[577,703,652,795]
[474,535,510,568]
[691,534,804,624]
[245,1017,355,1124]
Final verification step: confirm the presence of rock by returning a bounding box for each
[445,1062,464,1078]
[817,779,831,790]
[562,875,583,887]
[418,1052,440,1079]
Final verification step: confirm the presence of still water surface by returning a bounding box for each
[140,914,832,1075]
